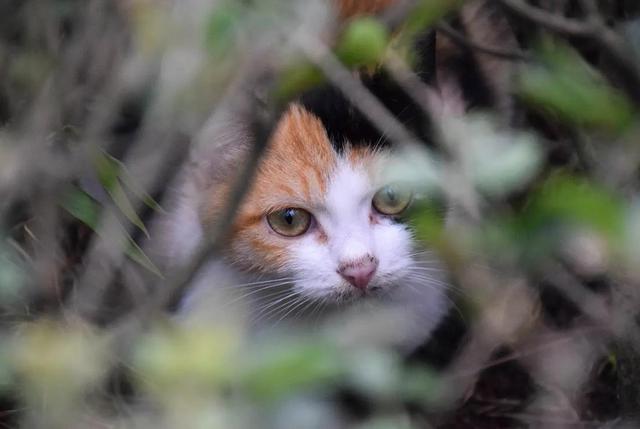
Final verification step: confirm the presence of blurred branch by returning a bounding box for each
[109,90,282,353]
[162,97,282,311]
[497,0,597,36]
[296,33,422,148]
[436,22,531,61]
[497,0,640,106]
[542,262,611,326]
[380,0,421,30]
[578,0,600,20]
[383,52,439,135]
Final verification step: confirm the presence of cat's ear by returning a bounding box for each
[433,0,519,121]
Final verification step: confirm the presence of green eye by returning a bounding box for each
[372,185,412,215]
[266,208,312,237]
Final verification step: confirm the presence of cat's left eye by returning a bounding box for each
[266,208,312,237]
[372,184,412,215]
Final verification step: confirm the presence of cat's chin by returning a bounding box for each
[178,260,448,351]
[296,282,397,305]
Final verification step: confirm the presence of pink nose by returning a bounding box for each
[338,258,378,290]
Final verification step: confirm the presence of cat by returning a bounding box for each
[157,91,448,349]
[156,0,514,350]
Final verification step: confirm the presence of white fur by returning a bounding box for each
[290,159,413,299]
[171,152,448,349]
[283,158,447,347]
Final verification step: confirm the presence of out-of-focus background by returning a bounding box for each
[1,0,640,427]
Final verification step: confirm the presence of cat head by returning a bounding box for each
[199,103,422,303]
[189,0,517,304]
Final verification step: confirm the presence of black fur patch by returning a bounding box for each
[438,17,495,111]
[298,32,437,152]
[299,71,435,152]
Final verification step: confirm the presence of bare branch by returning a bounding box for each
[296,33,421,148]
[436,22,531,61]
[497,0,640,106]
[497,0,596,36]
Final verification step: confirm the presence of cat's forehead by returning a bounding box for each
[241,104,381,214]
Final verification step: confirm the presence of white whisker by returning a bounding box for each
[252,291,302,324]
[216,277,296,290]
[259,296,305,326]
[273,296,315,326]
[224,282,293,305]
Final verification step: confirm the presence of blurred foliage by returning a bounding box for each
[2,0,640,428]
[61,184,163,277]
[337,18,390,67]
[205,0,246,59]
[519,40,635,132]
[403,0,467,37]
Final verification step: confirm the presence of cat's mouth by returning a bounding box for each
[321,283,389,304]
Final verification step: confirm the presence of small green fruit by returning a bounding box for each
[337,18,389,68]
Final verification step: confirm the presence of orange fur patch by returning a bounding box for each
[346,145,376,166]
[345,144,381,185]
[228,104,338,271]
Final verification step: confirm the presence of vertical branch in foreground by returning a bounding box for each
[109,89,285,354]
[162,95,284,312]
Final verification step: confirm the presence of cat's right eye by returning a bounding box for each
[266,208,312,237]
[372,184,412,215]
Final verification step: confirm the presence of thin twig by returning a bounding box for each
[106,92,282,352]
[296,32,421,148]
[162,98,282,311]
[379,0,420,31]
[497,0,596,36]
[497,0,640,106]
[436,22,531,61]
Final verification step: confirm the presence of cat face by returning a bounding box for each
[203,105,426,303]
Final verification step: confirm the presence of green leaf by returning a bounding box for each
[478,174,625,266]
[61,186,162,277]
[400,366,441,405]
[457,115,544,196]
[527,174,624,240]
[519,41,635,131]
[473,137,542,195]
[61,187,100,229]
[275,61,325,101]
[108,182,149,238]
[403,0,466,37]
[205,1,244,58]
[240,339,343,401]
[408,200,445,245]
[125,236,163,278]
[133,326,236,394]
[505,174,625,264]
[10,322,107,399]
[93,150,163,236]
[95,150,120,191]
[344,348,400,399]
[380,146,441,194]
[96,150,163,213]
[336,17,389,68]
